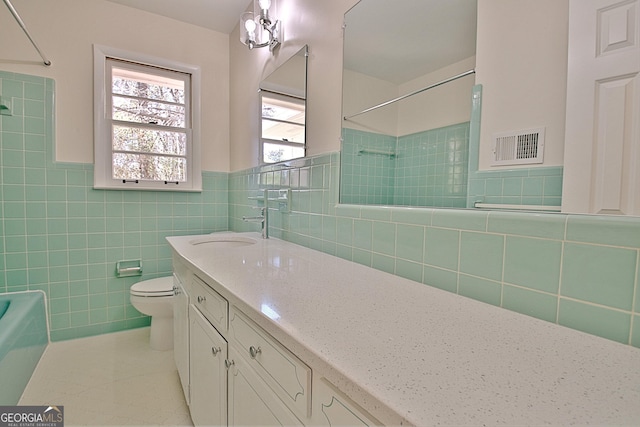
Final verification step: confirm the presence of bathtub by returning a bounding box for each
[0,291,49,405]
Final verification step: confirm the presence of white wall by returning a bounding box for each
[1,0,571,174]
[230,0,358,171]
[230,0,570,173]
[261,52,307,98]
[342,69,399,136]
[342,56,475,138]
[397,56,476,136]
[0,0,230,171]
[475,0,569,170]
[229,0,473,170]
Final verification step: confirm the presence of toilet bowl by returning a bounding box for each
[130,276,174,351]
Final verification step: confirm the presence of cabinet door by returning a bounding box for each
[173,275,190,404]
[227,346,303,427]
[229,307,311,419]
[313,378,381,426]
[189,305,227,427]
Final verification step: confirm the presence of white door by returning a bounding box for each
[562,0,640,215]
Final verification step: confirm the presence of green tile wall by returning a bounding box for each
[229,151,640,348]
[340,129,395,205]
[467,166,563,208]
[4,71,639,350]
[466,85,563,209]
[342,85,562,210]
[0,71,228,341]
[341,124,469,208]
[394,123,469,207]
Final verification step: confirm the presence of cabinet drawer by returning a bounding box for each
[191,275,228,332]
[229,306,311,419]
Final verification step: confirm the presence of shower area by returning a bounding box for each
[340,122,470,207]
[339,57,475,209]
[339,0,477,209]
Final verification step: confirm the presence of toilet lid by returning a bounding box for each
[130,276,174,297]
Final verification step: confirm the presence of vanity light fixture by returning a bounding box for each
[239,0,281,52]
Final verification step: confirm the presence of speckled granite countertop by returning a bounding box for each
[167,232,640,426]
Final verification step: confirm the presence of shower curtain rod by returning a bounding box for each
[343,69,475,121]
[2,0,51,66]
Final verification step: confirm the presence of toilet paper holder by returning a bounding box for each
[116,260,142,278]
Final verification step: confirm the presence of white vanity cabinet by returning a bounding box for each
[168,234,640,426]
[172,255,380,427]
[189,305,228,426]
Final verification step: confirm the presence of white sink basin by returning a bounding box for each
[189,235,257,248]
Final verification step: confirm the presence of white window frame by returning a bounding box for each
[259,90,306,164]
[93,44,202,191]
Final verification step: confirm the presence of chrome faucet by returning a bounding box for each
[242,206,269,239]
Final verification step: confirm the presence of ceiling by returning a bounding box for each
[104,0,477,85]
[344,0,477,84]
[105,0,250,34]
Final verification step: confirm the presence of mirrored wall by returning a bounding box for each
[340,0,477,207]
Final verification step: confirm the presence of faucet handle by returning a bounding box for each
[251,206,266,214]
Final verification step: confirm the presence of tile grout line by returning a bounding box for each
[629,250,639,345]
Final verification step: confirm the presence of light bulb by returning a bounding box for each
[244,18,256,33]
[258,0,271,10]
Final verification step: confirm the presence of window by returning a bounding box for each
[260,91,306,164]
[94,45,201,191]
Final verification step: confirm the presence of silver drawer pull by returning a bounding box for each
[225,359,235,369]
[249,346,262,359]
[197,295,206,303]
[211,346,222,356]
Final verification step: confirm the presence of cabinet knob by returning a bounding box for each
[197,295,206,303]
[225,359,235,369]
[211,346,222,356]
[249,346,262,359]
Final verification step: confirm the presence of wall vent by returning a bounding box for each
[492,127,545,166]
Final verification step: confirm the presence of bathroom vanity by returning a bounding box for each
[168,232,640,426]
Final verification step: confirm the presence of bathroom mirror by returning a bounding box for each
[340,0,477,207]
[341,0,582,213]
[259,45,308,164]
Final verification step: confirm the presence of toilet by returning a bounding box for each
[130,276,174,351]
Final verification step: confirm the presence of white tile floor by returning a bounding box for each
[20,328,193,426]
